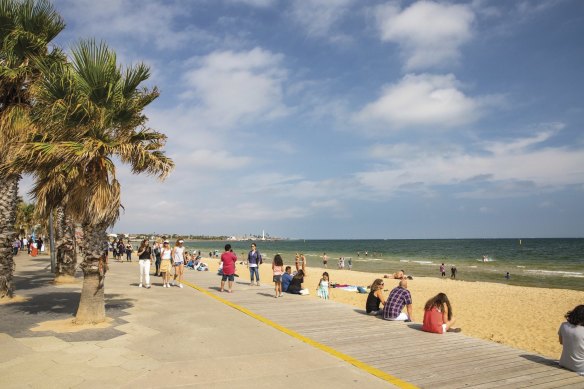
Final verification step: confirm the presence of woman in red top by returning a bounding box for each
[422,293,461,334]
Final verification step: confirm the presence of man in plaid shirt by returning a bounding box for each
[382,279,414,321]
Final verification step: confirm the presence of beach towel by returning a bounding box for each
[335,285,358,292]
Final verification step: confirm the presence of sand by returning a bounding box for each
[0,295,29,305]
[203,258,583,359]
[31,317,114,333]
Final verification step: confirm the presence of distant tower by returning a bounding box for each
[262,230,265,240]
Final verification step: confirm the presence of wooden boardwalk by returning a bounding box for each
[186,272,584,388]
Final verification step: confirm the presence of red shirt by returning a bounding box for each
[221,251,237,275]
[422,306,444,334]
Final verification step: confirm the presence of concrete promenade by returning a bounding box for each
[0,253,394,388]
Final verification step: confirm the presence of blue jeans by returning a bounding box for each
[249,267,260,283]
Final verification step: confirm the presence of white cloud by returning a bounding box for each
[375,1,475,70]
[355,73,488,131]
[288,0,355,41]
[356,127,584,198]
[176,150,253,171]
[182,47,290,129]
[54,0,214,50]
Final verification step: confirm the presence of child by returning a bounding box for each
[272,254,284,298]
[317,272,330,300]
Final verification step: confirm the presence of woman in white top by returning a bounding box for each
[172,239,186,288]
[160,241,173,287]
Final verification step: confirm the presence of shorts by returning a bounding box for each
[273,275,282,282]
[386,312,409,321]
[173,261,183,267]
[222,274,234,282]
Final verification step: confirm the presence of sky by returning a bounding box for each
[24,0,584,239]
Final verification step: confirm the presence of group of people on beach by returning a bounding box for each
[122,240,584,376]
[366,277,461,334]
[216,243,334,300]
[125,238,584,376]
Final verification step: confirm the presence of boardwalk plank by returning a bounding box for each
[187,274,584,388]
[520,374,584,388]
[465,367,571,389]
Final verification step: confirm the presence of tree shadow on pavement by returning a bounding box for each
[0,291,134,342]
[13,268,58,292]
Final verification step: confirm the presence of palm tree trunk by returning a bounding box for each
[54,207,77,283]
[0,175,19,298]
[75,222,108,324]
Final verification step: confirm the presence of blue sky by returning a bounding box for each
[30,0,584,238]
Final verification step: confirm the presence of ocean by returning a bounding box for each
[182,238,584,291]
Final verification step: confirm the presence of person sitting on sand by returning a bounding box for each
[287,269,309,295]
[366,279,386,315]
[558,304,584,375]
[382,279,413,321]
[282,266,293,292]
[384,270,405,280]
[422,293,461,334]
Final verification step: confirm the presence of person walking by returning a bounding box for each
[126,242,134,262]
[137,239,152,288]
[322,252,328,268]
[172,239,186,288]
[247,242,262,286]
[220,244,237,293]
[12,238,20,256]
[160,240,173,287]
[153,241,162,276]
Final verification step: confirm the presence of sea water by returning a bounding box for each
[183,238,584,291]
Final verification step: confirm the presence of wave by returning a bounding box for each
[525,270,583,277]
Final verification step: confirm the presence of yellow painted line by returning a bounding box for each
[182,280,418,389]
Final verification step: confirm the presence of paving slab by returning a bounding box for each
[0,253,395,388]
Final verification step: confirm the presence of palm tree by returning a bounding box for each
[15,196,35,236]
[53,206,77,283]
[0,0,65,298]
[11,40,173,323]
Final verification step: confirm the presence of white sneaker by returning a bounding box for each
[146,285,151,289]
[179,283,183,288]
[138,283,143,288]
[163,283,167,288]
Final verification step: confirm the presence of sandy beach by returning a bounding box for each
[203,257,583,359]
